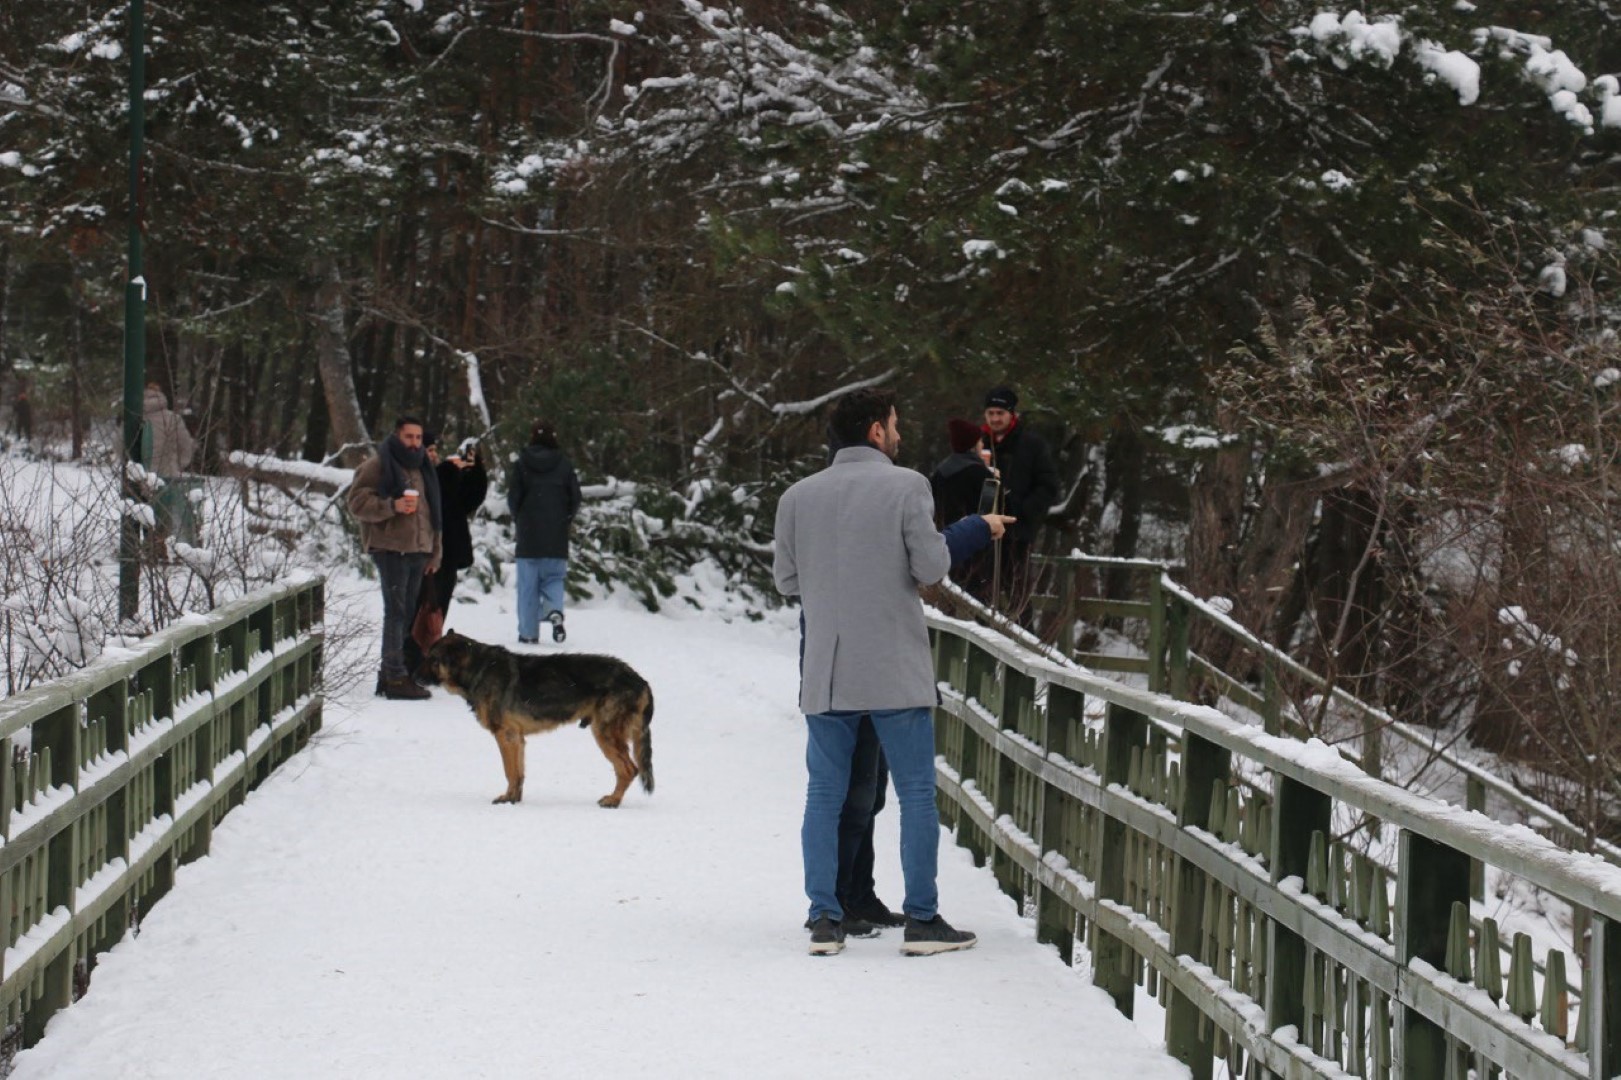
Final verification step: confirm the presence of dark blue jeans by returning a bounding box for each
[838,717,888,911]
[372,551,429,680]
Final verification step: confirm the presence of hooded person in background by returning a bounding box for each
[980,386,1059,618]
[347,416,442,701]
[143,383,197,546]
[508,419,582,644]
[403,431,489,676]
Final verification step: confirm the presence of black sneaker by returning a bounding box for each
[901,915,977,956]
[549,612,566,643]
[845,897,906,929]
[517,636,538,645]
[804,913,878,938]
[807,916,845,956]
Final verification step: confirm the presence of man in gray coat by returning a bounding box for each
[774,387,1011,956]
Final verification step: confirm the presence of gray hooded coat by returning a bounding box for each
[773,445,951,714]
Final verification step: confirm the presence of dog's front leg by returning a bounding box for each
[491,723,525,804]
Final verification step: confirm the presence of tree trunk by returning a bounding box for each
[1103,421,1145,601]
[312,258,370,464]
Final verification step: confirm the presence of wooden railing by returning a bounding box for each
[928,608,1621,1080]
[0,577,324,1054]
[1030,553,1621,872]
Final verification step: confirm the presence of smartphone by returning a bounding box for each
[976,477,1001,515]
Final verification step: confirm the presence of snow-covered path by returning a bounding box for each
[11,585,1188,1080]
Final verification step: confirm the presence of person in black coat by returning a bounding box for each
[404,431,489,675]
[980,386,1060,615]
[930,417,994,526]
[930,417,996,590]
[508,419,582,644]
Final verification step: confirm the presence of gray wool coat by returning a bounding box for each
[773,445,951,714]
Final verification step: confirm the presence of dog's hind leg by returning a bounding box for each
[589,715,638,808]
[491,722,526,804]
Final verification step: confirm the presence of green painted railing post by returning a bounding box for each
[1093,701,1147,1016]
[1167,733,1231,1079]
[1167,597,1190,701]
[1465,776,1486,903]
[1589,915,1621,1080]
[1260,663,1282,737]
[1147,573,1166,694]
[1267,776,1331,1058]
[992,671,1033,903]
[1394,831,1470,1078]
[1037,683,1084,966]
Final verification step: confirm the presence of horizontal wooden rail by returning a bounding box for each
[928,608,1621,1080]
[0,576,325,1055]
[1031,553,1621,871]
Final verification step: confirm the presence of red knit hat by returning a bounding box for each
[947,418,982,454]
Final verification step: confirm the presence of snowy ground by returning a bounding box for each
[10,577,1189,1080]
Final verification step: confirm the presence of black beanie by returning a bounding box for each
[984,386,1018,411]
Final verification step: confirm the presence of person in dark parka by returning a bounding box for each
[507,419,582,644]
[404,432,489,675]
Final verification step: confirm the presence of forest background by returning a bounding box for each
[4,3,1621,833]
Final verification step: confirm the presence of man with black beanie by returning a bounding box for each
[347,416,443,700]
[980,386,1059,616]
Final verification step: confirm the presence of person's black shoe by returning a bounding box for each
[845,897,906,929]
[901,914,977,956]
[374,675,386,697]
[517,636,538,645]
[379,676,431,701]
[804,913,878,938]
[807,916,845,956]
[549,612,566,643]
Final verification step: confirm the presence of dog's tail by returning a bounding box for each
[637,685,655,795]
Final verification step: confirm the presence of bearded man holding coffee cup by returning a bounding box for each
[347,416,444,700]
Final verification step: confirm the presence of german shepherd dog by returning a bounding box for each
[421,632,655,808]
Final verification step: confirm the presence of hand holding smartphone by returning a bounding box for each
[976,477,1002,515]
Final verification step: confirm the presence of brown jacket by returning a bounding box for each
[347,454,442,568]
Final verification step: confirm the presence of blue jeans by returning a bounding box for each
[516,557,568,639]
[803,707,939,923]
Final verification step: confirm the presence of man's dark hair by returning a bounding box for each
[828,388,897,450]
[395,415,425,432]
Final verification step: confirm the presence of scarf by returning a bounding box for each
[378,434,442,532]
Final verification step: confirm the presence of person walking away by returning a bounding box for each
[980,386,1059,618]
[143,383,197,547]
[508,419,581,644]
[347,416,442,700]
[404,432,489,676]
[775,386,1012,956]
